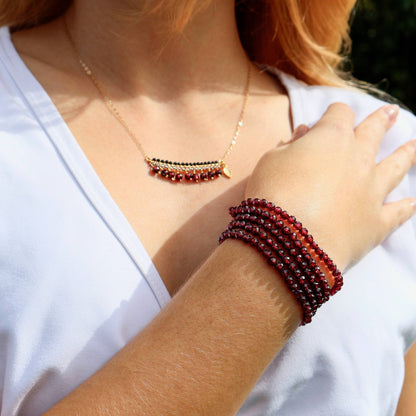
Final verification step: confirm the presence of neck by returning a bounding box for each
[64,0,250,99]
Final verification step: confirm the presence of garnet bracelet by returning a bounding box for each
[218,198,343,325]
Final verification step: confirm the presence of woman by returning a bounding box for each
[0,0,415,414]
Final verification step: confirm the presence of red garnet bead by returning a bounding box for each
[294,222,303,230]
[261,211,270,219]
[176,173,183,181]
[245,224,253,232]
[268,257,278,266]
[281,211,289,219]
[304,253,312,262]
[193,174,200,182]
[152,166,160,174]
[259,231,268,240]
[168,171,176,179]
[185,173,192,180]
[300,228,309,236]
[161,169,169,177]
[243,234,251,242]
[201,172,208,180]
[288,215,296,224]
[306,235,314,244]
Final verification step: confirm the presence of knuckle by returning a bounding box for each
[389,158,404,177]
[359,112,387,134]
[376,216,390,244]
[397,204,411,226]
[405,141,416,162]
[322,117,352,136]
[397,145,415,167]
[361,149,376,168]
[356,122,380,140]
[318,103,355,136]
[329,102,354,116]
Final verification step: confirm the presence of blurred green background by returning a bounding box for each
[349,0,416,113]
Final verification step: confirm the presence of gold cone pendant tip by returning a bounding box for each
[146,157,231,182]
[222,164,232,178]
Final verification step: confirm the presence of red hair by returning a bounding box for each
[0,0,357,87]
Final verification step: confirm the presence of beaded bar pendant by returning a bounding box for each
[145,157,232,182]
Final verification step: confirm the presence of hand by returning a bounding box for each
[244,103,416,270]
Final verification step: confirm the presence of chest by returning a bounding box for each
[62,98,293,295]
[70,128,260,295]
[15,56,292,295]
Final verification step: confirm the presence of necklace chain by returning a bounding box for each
[63,19,251,182]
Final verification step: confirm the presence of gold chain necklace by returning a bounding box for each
[63,20,251,183]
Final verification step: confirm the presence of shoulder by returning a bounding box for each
[270,68,416,148]
[265,66,416,231]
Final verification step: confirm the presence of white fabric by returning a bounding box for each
[0,25,415,416]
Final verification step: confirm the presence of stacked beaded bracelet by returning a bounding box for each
[218,198,343,325]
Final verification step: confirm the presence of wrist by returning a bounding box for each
[219,198,344,325]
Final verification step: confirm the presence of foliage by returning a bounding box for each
[349,0,416,112]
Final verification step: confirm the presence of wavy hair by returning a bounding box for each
[0,0,357,87]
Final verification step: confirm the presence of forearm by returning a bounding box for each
[44,239,301,416]
[396,341,416,416]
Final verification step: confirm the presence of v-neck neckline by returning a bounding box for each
[0,26,305,309]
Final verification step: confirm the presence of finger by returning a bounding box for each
[291,124,310,142]
[313,102,355,134]
[379,198,416,242]
[354,104,399,149]
[376,140,416,196]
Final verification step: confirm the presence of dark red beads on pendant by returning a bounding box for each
[146,157,229,183]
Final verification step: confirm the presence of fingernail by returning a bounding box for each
[383,104,399,121]
[411,199,416,212]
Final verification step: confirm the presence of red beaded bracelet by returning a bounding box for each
[219,198,344,325]
[230,199,343,295]
[226,217,330,307]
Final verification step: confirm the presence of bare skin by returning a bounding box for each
[396,341,416,415]
[12,4,292,296]
[9,0,416,414]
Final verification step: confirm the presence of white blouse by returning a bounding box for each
[0,26,415,416]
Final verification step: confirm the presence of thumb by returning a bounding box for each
[291,124,310,142]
